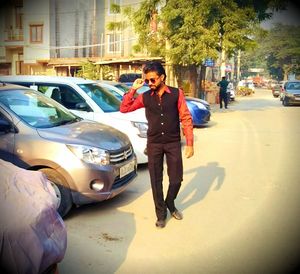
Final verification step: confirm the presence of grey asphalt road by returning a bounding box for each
[59,88,300,274]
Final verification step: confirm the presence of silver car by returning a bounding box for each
[282,80,300,106]
[0,83,137,217]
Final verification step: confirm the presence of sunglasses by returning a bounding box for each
[145,77,159,85]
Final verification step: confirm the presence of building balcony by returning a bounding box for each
[4,29,24,42]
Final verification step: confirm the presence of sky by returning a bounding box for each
[261,2,300,29]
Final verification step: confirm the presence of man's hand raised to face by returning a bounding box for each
[132,78,144,90]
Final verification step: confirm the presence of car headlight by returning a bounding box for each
[285,92,294,98]
[132,122,148,138]
[67,144,110,165]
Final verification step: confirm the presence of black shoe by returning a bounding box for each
[171,209,183,220]
[155,219,166,228]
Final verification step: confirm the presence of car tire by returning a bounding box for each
[283,97,289,106]
[39,168,73,217]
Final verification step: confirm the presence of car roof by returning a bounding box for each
[287,80,300,82]
[0,82,32,91]
[0,75,95,85]
[98,80,120,86]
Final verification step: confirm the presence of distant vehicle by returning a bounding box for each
[0,75,148,164]
[238,80,255,91]
[281,80,300,106]
[123,81,151,94]
[226,82,235,101]
[118,73,142,84]
[279,81,287,101]
[0,83,137,217]
[271,84,281,98]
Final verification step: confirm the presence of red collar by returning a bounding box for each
[150,85,171,96]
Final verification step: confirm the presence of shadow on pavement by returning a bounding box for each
[178,161,225,211]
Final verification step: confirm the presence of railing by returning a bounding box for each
[4,29,24,41]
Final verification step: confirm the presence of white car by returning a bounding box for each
[0,75,148,164]
[97,80,130,101]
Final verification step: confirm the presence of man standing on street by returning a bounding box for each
[217,76,229,109]
[120,61,194,228]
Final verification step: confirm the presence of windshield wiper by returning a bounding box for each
[55,119,77,126]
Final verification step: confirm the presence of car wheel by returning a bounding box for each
[39,168,73,217]
[283,97,289,106]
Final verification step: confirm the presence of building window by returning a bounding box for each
[30,24,43,43]
[108,0,121,15]
[16,60,23,75]
[15,7,23,29]
[107,33,121,53]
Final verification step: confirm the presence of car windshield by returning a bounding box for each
[0,89,80,128]
[114,83,130,93]
[286,82,300,90]
[100,85,123,100]
[79,83,121,112]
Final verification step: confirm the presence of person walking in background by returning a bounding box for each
[217,76,229,109]
[120,61,194,229]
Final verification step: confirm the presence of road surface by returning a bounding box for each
[59,88,300,274]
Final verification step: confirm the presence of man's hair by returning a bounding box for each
[143,61,166,80]
[222,76,226,80]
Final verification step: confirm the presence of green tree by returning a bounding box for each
[262,24,300,80]
[76,61,113,80]
[110,0,287,96]
[240,23,300,80]
[131,0,262,97]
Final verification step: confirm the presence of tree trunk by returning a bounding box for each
[188,65,198,97]
[198,65,206,99]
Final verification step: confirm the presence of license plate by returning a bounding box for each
[120,160,135,178]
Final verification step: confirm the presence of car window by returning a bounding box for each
[0,90,79,128]
[287,82,300,90]
[103,86,123,100]
[79,83,121,112]
[36,84,90,111]
[0,111,12,134]
[114,83,130,93]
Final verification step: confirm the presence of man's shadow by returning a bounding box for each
[178,162,225,210]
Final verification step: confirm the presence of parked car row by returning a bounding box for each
[0,75,211,272]
[0,75,212,217]
[0,75,148,164]
[0,81,137,217]
[97,80,211,127]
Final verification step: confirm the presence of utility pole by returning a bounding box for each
[92,0,97,57]
[237,49,241,82]
[74,6,79,58]
[55,0,60,58]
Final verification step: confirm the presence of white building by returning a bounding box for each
[0,0,151,77]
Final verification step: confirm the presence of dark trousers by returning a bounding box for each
[147,141,183,220]
[219,92,228,108]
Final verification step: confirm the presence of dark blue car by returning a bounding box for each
[185,98,211,127]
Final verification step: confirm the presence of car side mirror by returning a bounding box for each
[75,102,91,112]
